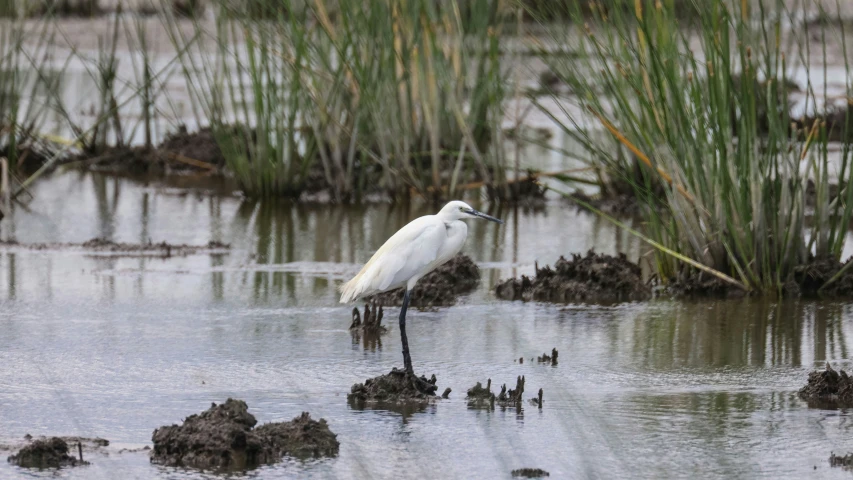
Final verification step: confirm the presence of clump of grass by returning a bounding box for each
[165,0,508,202]
[538,0,853,293]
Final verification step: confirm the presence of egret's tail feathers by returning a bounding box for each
[338,277,363,304]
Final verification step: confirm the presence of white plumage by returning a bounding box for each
[339,200,503,391]
[339,200,483,303]
[340,200,503,303]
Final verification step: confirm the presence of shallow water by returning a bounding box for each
[0,172,853,479]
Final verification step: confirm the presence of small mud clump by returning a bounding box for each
[495,251,650,303]
[537,348,558,366]
[348,368,439,405]
[497,376,526,408]
[798,363,853,408]
[369,254,480,307]
[349,303,386,334]
[529,388,544,408]
[830,452,853,469]
[151,399,338,471]
[466,379,496,409]
[511,467,550,478]
[8,437,87,469]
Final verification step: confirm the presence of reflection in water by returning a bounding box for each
[626,299,852,370]
[4,173,853,478]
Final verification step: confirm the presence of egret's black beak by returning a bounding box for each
[465,208,504,224]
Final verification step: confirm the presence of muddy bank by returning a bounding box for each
[151,399,338,471]
[69,127,225,175]
[369,254,480,307]
[348,368,440,405]
[798,363,853,408]
[0,238,229,257]
[496,251,650,303]
[665,273,749,299]
[7,437,87,469]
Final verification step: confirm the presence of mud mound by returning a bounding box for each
[495,251,650,303]
[7,437,87,469]
[466,379,496,409]
[151,399,338,471]
[253,413,339,459]
[497,376,526,408]
[158,127,225,168]
[791,257,853,297]
[830,452,853,469]
[798,363,853,408]
[512,467,550,478]
[348,368,439,404]
[665,273,748,298]
[370,254,480,307]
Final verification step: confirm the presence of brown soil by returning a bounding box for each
[347,368,440,405]
[0,238,229,257]
[7,437,88,469]
[511,467,551,478]
[798,363,853,409]
[665,273,748,299]
[369,254,480,307]
[150,399,338,471]
[495,251,650,303]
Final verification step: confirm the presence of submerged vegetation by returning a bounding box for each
[537,0,853,294]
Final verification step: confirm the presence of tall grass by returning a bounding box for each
[0,12,58,172]
[536,0,853,292]
[164,0,507,201]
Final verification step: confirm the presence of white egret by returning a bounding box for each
[340,200,503,392]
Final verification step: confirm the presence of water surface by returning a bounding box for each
[0,172,852,479]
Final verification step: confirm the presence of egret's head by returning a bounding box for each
[439,200,504,224]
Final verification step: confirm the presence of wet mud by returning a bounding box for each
[529,388,544,408]
[150,399,338,471]
[511,467,551,478]
[7,437,88,469]
[665,273,748,299]
[70,127,224,175]
[0,238,229,257]
[369,254,480,307]
[495,251,650,303]
[347,368,440,405]
[798,363,853,408]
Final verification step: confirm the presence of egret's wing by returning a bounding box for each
[374,221,443,291]
[339,217,444,302]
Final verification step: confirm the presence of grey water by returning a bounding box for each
[0,171,852,479]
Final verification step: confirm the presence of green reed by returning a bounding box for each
[537,0,853,292]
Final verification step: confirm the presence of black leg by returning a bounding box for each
[399,289,414,376]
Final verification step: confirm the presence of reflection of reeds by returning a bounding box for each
[539,0,853,292]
